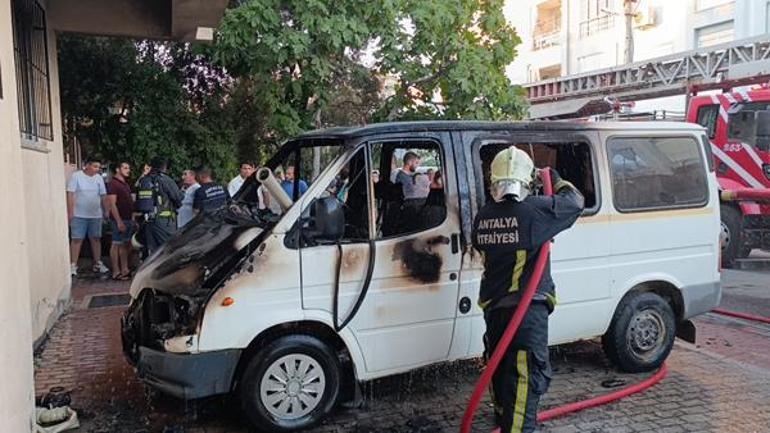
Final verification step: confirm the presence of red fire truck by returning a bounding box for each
[688,88,770,265]
[524,36,770,267]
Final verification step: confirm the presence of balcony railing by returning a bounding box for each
[579,14,616,38]
[532,16,561,50]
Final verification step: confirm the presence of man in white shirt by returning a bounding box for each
[228,162,255,197]
[66,157,110,276]
[177,169,201,228]
[229,162,272,210]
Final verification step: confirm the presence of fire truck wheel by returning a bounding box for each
[240,335,341,432]
[602,291,676,373]
[721,205,749,267]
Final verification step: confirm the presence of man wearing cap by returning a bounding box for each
[472,147,584,433]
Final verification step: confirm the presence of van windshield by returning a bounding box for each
[233,138,348,215]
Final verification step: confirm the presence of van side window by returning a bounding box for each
[608,137,708,212]
[370,141,446,238]
[696,104,719,139]
[477,141,598,212]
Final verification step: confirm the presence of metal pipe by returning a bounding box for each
[721,188,770,203]
[256,167,293,211]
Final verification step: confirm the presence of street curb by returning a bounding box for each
[733,259,770,271]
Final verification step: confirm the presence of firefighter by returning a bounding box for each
[135,157,184,254]
[472,147,584,433]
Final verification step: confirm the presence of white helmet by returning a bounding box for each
[489,147,534,202]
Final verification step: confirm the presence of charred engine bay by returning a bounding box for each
[124,205,276,353]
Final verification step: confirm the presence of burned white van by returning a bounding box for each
[122,121,722,431]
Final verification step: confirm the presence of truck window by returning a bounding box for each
[727,102,770,147]
[608,136,708,212]
[476,141,598,213]
[696,104,719,139]
[370,140,446,238]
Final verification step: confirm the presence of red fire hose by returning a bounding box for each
[461,170,668,433]
[711,308,770,324]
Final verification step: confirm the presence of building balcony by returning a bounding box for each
[532,17,561,50]
[579,14,616,38]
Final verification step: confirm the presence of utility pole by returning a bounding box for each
[623,0,637,64]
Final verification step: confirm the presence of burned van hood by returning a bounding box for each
[130,208,268,298]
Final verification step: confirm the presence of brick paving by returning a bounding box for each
[34,272,770,433]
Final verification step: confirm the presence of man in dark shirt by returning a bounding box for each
[106,162,134,279]
[193,167,229,214]
[472,147,584,433]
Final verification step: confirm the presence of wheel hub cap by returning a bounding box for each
[260,353,326,420]
[627,309,666,360]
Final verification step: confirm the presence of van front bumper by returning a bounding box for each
[134,346,242,400]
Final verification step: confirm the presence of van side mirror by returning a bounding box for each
[308,197,345,242]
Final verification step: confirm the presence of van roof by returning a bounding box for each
[296,120,705,140]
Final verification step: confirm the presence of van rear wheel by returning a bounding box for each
[239,335,341,432]
[602,292,675,373]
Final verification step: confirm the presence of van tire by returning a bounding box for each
[239,335,341,432]
[602,292,676,373]
[721,205,749,267]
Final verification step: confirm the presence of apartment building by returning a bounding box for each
[505,0,770,85]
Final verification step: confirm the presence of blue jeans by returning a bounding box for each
[70,217,103,240]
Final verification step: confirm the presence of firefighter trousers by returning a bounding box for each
[484,302,552,433]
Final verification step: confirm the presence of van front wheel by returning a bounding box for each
[602,292,676,373]
[239,335,341,432]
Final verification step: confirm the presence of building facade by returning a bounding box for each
[505,0,770,85]
[0,1,226,431]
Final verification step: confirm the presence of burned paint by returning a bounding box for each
[130,208,270,298]
[392,238,444,283]
[124,206,275,358]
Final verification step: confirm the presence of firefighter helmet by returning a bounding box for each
[489,147,534,202]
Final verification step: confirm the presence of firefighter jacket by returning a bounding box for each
[472,181,585,312]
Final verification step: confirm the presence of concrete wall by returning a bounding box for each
[21,10,72,342]
[0,0,37,431]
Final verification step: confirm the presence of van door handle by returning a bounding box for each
[451,233,460,254]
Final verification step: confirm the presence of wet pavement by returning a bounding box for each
[34,267,770,433]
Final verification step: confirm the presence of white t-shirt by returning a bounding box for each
[67,170,106,219]
[228,175,245,197]
[177,183,201,228]
[230,175,271,210]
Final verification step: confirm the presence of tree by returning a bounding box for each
[212,0,527,158]
[58,35,238,179]
[377,0,528,121]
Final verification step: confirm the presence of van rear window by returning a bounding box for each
[608,136,709,212]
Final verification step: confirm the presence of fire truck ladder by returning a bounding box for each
[524,35,770,119]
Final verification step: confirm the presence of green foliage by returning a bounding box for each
[376,0,528,121]
[212,0,527,157]
[59,1,525,174]
[58,36,238,180]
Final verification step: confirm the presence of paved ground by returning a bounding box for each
[34,266,770,433]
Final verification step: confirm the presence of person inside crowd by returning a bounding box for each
[106,162,134,280]
[228,162,255,197]
[193,167,230,214]
[67,157,110,277]
[136,157,183,254]
[281,165,308,200]
[177,168,200,228]
[394,151,429,200]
